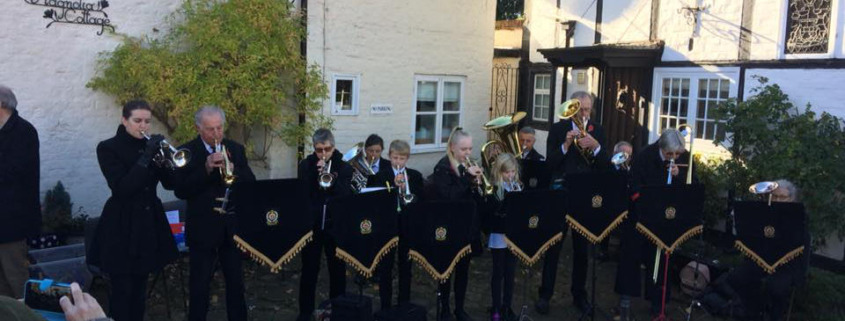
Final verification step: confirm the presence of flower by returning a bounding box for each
[43,9,55,19]
[588,124,594,132]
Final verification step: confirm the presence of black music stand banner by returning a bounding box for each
[565,171,629,244]
[231,179,312,273]
[503,189,566,266]
[520,159,550,190]
[406,200,475,283]
[635,184,704,253]
[734,201,806,274]
[329,190,399,278]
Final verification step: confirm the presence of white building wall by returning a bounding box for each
[600,0,652,44]
[307,0,496,175]
[525,0,564,63]
[743,69,845,118]
[748,0,787,60]
[0,1,184,216]
[659,0,743,62]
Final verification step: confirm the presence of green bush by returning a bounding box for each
[792,268,845,320]
[42,181,88,236]
[711,76,845,247]
[88,0,330,159]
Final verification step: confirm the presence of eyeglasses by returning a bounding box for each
[314,146,334,154]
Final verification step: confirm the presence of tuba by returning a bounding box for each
[557,99,593,162]
[481,111,526,169]
[343,142,376,192]
[141,131,191,169]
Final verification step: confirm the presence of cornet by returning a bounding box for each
[396,167,415,205]
[141,131,191,169]
[464,156,494,195]
[611,151,631,171]
[318,156,334,189]
[214,139,236,186]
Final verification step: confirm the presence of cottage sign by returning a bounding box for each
[24,0,115,35]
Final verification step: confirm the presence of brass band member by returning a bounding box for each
[296,128,353,321]
[369,140,424,310]
[518,126,545,161]
[487,153,521,321]
[175,106,255,321]
[539,91,607,314]
[90,100,178,321]
[431,128,483,321]
[350,134,391,191]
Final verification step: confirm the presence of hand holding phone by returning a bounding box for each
[59,283,107,321]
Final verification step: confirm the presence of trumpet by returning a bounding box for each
[464,156,494,195]
[396,167,415,205]
[318,156,334,189]
[666,158,675,185]
[214,139,236,186]
[611,151,631,171]
[141,131,191,169]
[557,99,593,162]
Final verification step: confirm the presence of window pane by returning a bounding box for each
[706,122,716,140]
[719,80,730,99]
[444,82,461,112]
[671,79,680,96]
[441,113,461,144]
[698,79,708,97]
[417,81,437,112]
[661,98,669,114]
[535,74,550,90]
[662,78,670,96]
[335,79,353,111]
[708,79,718,98]
[681,79,690,97]
[696,121,705,139]
[670,99,678,115]
[697,100,707,118]
[415,115,436,145]
[660,118,668,131]
[680,99,688,117]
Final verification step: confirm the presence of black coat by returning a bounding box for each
[546,119,609,180]
[88,125,177,275]
[174,136,255,249]
[430,156,482,244]
[522,148,545,161]
[367,166,425,202]
[630,142,697,197]
[298,150,353,230]
[0,110,40,243]
[373,157,391,176]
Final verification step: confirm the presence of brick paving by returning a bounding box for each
[99,235,721,321]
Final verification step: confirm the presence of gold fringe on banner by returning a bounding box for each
[233,231,314,273]
[408,245,472,283]
[565,211,628,244]
[504,232,563,266]
[635,223,702,254]
[335,237,399,278]
[734,241,804,275]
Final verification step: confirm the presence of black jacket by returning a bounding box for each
[630,142,697,196]
[89,125,177,275]
[367,166,425,203]
[0,110,40,243]
[546,119,609,180]
[298,150,353,230]
[373,157,391,176]
[430,156,477,201]
[174,136,255,249]
[522,148,545,161]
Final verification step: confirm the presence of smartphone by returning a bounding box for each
[23,279,71,315]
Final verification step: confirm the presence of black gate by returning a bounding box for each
[490,63,519,119]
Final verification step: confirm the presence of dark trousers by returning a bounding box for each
[109,274,148,321]
[438,257,471,312]
[490,248,515,311]
[189,240,247,321]
[614,219,643,297]
[729,260,800,321]
[378,239,412,310]
[298,229,347,317]
[643,242,669,314]
[538,229,588,301]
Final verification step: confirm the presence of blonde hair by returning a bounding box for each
[492,153,521,185]
[389,139,411,157]
[446,127,471,169]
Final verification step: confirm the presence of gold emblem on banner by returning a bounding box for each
[665,207,677,220]
[591,195,603,208]
[360,219,373,235]
[763,226,776,238]
[528,215,539,229]
[435,227,447,241]
[265,210,279,226]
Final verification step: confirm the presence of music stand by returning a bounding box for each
[565,171,629,321]
[733,202,807,275]
[635,184,704,321]
[503,189,566,321]
[405,200,476,321]
[329,189,400,279]
[230,179,312,273]
[520,159,550,190]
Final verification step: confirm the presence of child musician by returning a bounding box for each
[488,153,521,321]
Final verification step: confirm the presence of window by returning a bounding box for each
[784,0,833,55]
[412,75,465,150]
[331,74,360,115]
[532,74,551,122]
[651,67,739,149]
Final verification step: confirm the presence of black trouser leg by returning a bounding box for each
[502,251,515,309]
[298,231,323,318]
[571,232,589,301]
[109,273,148,321]
[643,242,671,314]
[538,239,563,300]
[397,240,412,304]
[189,247,218,321]
[219,239,247,321]
[378,249,396,310]
[491,249,505,310]
[322,232,347,299]
[454,257,470,312]
[614,219,643,297]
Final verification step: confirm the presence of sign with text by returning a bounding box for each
[370,104,393,115]
[25,0,115,35]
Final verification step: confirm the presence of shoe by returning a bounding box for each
[455,309,476,321]
[534,298,550,315]
[573,297,590,313]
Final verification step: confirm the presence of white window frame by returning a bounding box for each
[778,0,841,59]
[532,73,551,122]
[411,75,466,153]
[649,67,740,155]
[330,73,360,116]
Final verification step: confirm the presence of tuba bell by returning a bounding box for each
[481,111,526,169]
[557,99,593,162]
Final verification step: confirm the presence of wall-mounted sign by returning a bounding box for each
[25,0,115,35]
[370,104,393,115]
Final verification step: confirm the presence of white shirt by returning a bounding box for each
[202,140,218,154]
[561,121,601,156]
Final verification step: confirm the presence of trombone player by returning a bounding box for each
[537,91,608,315]
[174,106,255,321]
